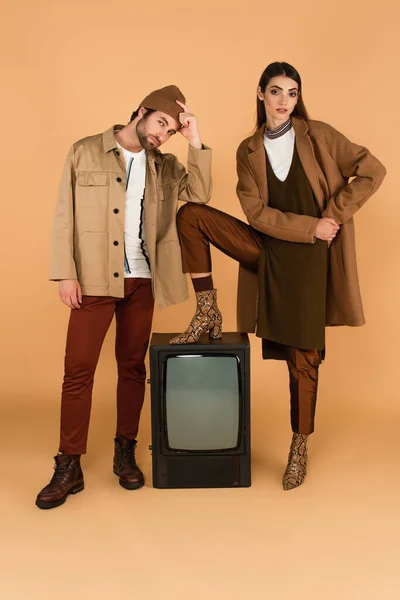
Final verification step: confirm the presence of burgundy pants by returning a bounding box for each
[59,278,154,454]
[177,203,321,436]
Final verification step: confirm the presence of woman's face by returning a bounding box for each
[258,75,299,125]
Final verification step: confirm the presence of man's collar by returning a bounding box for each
[102,124,124,153]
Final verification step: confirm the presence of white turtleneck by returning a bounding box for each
[263,127,295,182]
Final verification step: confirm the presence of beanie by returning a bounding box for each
[139,85,186,123]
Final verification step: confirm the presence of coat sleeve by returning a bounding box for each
[175,144,212,204]
[316,124,387,224]
[49,145,78,281]
[236,147,319,244]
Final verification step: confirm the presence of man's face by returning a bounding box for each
[136,110,181,150]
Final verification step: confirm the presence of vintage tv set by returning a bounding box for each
[149,332,251,489]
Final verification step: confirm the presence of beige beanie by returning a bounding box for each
[139,85,186,123]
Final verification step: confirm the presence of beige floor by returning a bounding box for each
[1,380,399,600]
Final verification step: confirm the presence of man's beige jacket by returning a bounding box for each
[50,125,212,308]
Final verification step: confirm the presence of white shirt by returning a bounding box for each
[263,127,295,182]
[117,141,151,278]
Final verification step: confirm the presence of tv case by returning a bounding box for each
[149,332,251,489]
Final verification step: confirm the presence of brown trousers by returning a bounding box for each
[177,203,320,436]
[59,278,154,454]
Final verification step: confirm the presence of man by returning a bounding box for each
[36,85,212,509]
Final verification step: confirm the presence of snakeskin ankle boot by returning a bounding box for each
[170,289,222,344]
[282,433,308,491]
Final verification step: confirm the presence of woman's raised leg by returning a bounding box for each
[170,203,263,344]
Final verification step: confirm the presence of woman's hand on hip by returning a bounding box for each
[59,279,82,309]
[315,218,340,243]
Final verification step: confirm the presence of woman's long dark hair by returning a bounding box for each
[257,62,310,129]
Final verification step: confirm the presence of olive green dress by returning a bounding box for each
[256,146,328,360]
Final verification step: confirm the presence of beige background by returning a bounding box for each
[1,0,399,598]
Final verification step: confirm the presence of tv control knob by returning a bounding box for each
[148,445,152,450]
[147,379,151,384]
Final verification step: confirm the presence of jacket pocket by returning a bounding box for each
[76,232,108,287]
[77,172,108,186]
[156,182,171,201]
[76,172,109,212]
[76,172,109,228]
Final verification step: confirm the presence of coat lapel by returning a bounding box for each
[247,126,269,204]
[292,118,324,211]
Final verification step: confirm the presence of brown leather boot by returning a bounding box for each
[282,433,308,491]
[113,438,144,490]
[36,454,84,509]
[169,289,223,344]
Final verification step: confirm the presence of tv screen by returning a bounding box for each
[164,354,240,451]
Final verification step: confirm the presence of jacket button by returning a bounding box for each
[116,177,122,182]
[113,272,119,278]
[113,208,119,214]
[113,241,119,246]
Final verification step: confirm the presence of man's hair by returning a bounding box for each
[129,107,156,123]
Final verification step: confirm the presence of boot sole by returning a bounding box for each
[113,468,144,490]
[35,482,85,510]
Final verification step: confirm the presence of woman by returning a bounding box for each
[170,62,386,490]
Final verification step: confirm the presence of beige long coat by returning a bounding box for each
[236,117,386,332]
[49,125,212,308]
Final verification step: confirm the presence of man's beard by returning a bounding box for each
[136,120,159,151]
